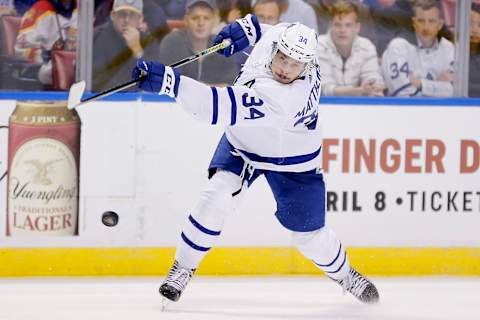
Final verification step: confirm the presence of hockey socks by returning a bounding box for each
[293,227,351,281]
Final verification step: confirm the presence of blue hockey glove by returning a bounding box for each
[132,59,180,98]
[213,14,261,57]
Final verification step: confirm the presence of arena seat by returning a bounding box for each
[52,50,76,90]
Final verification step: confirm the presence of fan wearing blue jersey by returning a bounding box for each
[381,0,455,97]
[132,13,379,306]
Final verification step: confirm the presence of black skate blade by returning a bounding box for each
[159,284,181,302]
[359,283,380,304]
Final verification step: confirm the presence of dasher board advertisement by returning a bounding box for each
[0,100,479,247]
[6,102,80,236]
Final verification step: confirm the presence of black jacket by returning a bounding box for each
[92,21,160,91]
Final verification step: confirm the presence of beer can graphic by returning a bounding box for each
[6,101,81,236]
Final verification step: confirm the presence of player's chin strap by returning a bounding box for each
[230,149,256,196]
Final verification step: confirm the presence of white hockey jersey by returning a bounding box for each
[381,37,455,97]
[176,23,323,172]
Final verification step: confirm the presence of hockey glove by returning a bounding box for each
[213,14,261,57]
[132,59,180,98]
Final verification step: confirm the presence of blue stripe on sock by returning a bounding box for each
[314,243,342,267]
[326,252,347,275]
[227,86,237,125]
[181,232,210,252]
[188,215,221,236]
[211,87,218,125]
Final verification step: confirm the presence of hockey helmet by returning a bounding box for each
[276,23,317,64]
[270,23,318,78]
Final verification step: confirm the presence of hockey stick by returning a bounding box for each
[67,39,232,110]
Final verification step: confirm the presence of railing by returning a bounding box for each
[0,91,479,106]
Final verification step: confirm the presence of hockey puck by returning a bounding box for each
[102,211,119,227]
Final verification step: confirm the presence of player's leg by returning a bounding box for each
[160,135,258,302]
[265,170,379,304]
[160,169,241,302]
[292,227,379,303]
[176,169,242,268]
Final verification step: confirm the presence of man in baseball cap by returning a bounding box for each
[112,0,143,14]
[157,0,239,85]
[185,0,217,11]
[93,0,151,90]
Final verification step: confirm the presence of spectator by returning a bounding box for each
[317,0,384,96]
[381,0,455,97]
[253,0,282,25]
[94,1,168,41]
[278,0,318,32]
[469,3,480,97]
[158,0,240,85]
[14,0,78,86]
[92,0,163,91]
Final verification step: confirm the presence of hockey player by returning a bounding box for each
[381,0,455,97]
[132,14,379,305]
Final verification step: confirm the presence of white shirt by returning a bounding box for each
[317,31,384,96]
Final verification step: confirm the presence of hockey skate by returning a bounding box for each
[159,261,195,303]
[333,267,379,304]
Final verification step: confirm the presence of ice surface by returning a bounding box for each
[0,277,478,320]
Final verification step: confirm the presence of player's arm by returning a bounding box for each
[133,60,273,126]
[213,14,271,57]
[178,76,272,126]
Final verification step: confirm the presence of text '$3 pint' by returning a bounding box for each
[7,101,81,236]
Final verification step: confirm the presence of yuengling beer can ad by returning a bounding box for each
[6,101,81,236]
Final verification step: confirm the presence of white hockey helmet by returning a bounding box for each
[276,23,318,64]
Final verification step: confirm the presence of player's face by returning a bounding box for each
[271,51,306,84]
[330,12,360,48]
[254,2,281,25]
[471,10,480,44]
[412,7,444,48]
[184,6,215,41]
[111,9,143,32]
